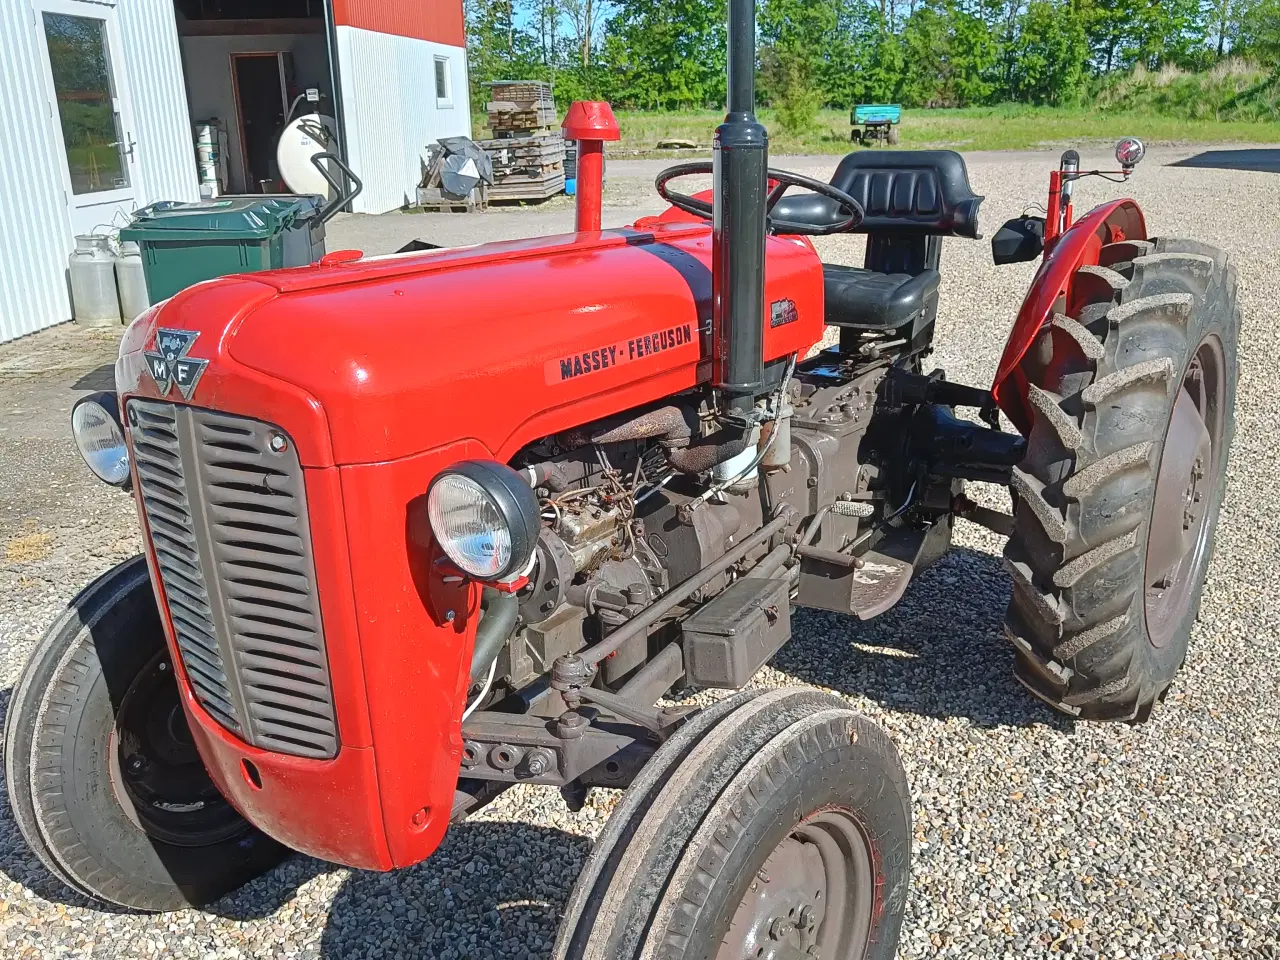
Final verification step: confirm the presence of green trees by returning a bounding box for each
[604,0,727,108]
[1007,1,1089,103]
[463,0,1280,112]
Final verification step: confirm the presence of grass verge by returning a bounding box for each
[488,105,1280,156]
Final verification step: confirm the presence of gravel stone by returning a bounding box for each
[2,145,1277,958]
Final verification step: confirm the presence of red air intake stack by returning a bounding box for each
[562,102,621,233]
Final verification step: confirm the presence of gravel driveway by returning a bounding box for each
[2,145,1278,959]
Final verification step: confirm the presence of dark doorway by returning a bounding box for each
[231,52,292,192]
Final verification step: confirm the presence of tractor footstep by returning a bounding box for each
[849,549,914,620]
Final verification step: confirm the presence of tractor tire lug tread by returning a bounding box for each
[1002,237,1239,722]
[1061,441,1154,499]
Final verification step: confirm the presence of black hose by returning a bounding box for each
[470,587,519,683]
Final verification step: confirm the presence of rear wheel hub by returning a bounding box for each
[1145,336,1226,648]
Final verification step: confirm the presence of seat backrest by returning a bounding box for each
[830,150,983,239]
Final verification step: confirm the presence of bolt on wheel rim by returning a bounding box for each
[1145,334,1226,649]
[718,807,874,960]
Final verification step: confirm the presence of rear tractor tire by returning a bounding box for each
[554,688,911,960]
[4,556,288,911]
[1004,238,1239,721]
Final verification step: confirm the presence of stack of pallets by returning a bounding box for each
[478,134,566,200]
[485,81,557,137]
[480,81,565,201]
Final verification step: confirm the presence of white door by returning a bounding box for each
[36,0,142,237]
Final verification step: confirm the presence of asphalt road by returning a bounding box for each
[1,144,1278,959]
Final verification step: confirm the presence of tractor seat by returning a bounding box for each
[823,264,941,330]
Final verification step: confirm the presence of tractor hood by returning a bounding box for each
[117,222,823,467]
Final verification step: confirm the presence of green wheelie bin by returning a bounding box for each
[120,152,361,304]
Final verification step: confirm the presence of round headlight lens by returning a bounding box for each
[71,394,130,487]
[427,472,513,578]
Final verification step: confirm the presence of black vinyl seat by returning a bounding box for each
[773,150,983,338]
[823,264,941,330]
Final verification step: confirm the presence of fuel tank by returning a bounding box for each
[120,220,825,466]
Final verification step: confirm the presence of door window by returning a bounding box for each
[43,12,131,194]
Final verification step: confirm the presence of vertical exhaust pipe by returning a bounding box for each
[713,0,768,419]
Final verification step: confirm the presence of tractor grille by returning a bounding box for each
[128,400,339,759]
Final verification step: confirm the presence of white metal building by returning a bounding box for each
[0,0,471,343]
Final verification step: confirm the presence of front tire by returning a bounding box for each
[554,688,911,959]
[4,556,288,911]
[1004,239,1239,721]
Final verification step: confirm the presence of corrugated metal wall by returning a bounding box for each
[0,0,196,344]
[331,0,465,46]
[334,25,470,215]
[0,0,76,343]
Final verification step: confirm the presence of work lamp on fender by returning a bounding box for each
[71,392,131,489]
[426,460,539,580]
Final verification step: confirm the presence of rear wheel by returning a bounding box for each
[4,556,288,910]
[1004,239,1239,721]
[554,688,910,960]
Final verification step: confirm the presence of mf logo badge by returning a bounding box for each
[143,329,209,401]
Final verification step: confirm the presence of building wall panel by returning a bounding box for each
[331,0,465,47]
[116,0,200,205]
[0,0,76,342]
[0,0,197,343]
[334,25,470,215]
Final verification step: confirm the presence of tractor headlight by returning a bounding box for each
[71,393,131,489]
[426,460,539,580]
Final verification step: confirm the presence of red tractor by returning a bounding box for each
[7,1,1239,955]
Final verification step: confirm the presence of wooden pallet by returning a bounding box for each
[491,162,564,181]
[479,137,566,170]
[487,125,558,139]
[486,80,554,104]
[489,174,565,201]
[416,184,488,212]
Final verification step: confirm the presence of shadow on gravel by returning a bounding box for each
[775,546,1073,731]
[319,821,587,960]
[1170,149,1280,173]
[71,363,116,391]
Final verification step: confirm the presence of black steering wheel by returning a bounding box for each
[655,161,865,236]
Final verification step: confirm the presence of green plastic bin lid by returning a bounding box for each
[121,195,323,241]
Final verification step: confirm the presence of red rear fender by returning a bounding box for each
[991,199,1146,434]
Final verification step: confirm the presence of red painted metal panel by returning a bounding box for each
[227,222,825,465]
[991,199,1147,434]
[330,0,465,46]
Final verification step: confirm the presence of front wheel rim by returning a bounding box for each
[108,651,247,847]
[718,807,875,960]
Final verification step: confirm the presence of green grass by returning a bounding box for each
[585,104,1280,155]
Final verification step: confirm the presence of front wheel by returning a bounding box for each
[1004,238,1239,721]
[4,556,288,910]
[554,688,911,959]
